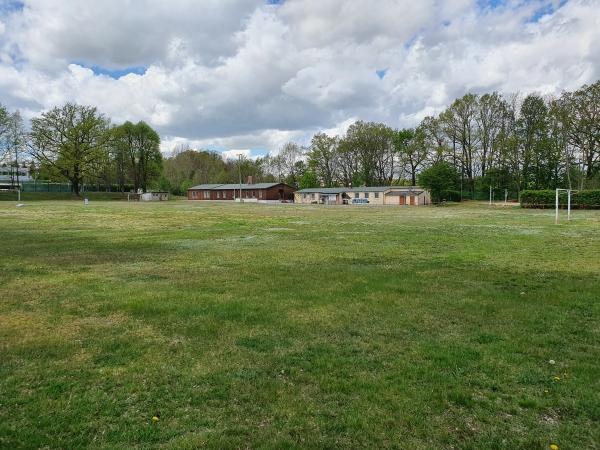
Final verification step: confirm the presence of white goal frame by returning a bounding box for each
[1,187,21,202]
[555,188,576,224]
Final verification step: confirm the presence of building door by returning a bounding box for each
[399,195,406,205]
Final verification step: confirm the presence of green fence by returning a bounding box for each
[19,182,135,193]
[21,181,72,192]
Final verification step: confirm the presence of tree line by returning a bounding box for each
[297,80,599,199]
[1,79,598,198]
[0,103,162,196]
[164,79,599,199]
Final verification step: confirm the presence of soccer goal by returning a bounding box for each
[555,188,575,224]
[0,186,21,202]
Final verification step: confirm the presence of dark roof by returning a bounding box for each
[189,182,291,190]
[188,184,224,190]
[297,187,348,194]
[297,186,423,194]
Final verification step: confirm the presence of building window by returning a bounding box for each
[365,192,369,198]
[216,191,221,199]
[259,190,263,199]
[311,193,315,200]
[374,192,379,198]
[204,191,210,199]
[354,192,359,198]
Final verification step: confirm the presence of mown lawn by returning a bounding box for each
[0,200,598,449]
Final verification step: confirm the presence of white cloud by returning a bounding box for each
[221,149,253,161]
[0,0,598,155]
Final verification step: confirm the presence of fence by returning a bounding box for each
[20,181,136,193]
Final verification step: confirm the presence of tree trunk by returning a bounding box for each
[72,179,80,196]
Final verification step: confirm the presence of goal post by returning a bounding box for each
[0,186,21,202]
[555,188,575,224]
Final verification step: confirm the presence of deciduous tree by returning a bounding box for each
[30,103,110,196]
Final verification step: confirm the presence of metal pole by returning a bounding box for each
[489,185,492,205]
[504,189,508,205]
[567,189,571,221]
[555,189,559,224]
[238,154,242,202]
[17,189,20,202]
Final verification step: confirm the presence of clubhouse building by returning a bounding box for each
[294,186,430,206]
[188,178,295,202]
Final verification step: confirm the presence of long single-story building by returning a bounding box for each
[188,178,295,202]
[294,186,430,206]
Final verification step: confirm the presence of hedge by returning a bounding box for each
[520,189,600,209]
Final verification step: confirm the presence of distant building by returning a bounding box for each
[295,186,430,206]
[188,177,295,202]
[140,192,169,201]
[0,165,31,188]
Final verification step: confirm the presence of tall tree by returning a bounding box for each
[557,81,600,182]
[394,127,429,186]
[336,136,360,187]
[0,103,9,163]
[344,121,395,185]
[3,111,26,186]
[30,103,110,196]
[476,92,505,177]
[308,133,338,187]
[443,94,479,196]
[278,142,304,187]
[420,116,448,163]
[517,94,553,189]
[163,149,227,193]
[113,121,162,192]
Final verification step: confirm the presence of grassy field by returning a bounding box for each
[0,192,185,201]
[1,200,599,449]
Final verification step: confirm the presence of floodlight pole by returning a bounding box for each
[504,189,508,205]
[17,188,20,202]
[567,189,571,221]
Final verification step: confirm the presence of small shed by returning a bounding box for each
[140,192,169,202]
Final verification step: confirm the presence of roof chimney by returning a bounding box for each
[247,175,255,185]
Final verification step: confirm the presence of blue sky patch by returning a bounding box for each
[477,0,507,10]
[74,62,147,79]
[527,0,568,23]
[0,1,24,15]
[376,69,388,80]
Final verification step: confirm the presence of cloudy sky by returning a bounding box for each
[0,0,598,157]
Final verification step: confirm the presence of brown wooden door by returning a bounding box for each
[399,195,406,205]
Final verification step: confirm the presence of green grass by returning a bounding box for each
[1,201,599,449]
[0,192,185,201]
[0,192,129,201]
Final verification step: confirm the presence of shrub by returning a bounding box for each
[418,162,460,203]
[520,189,600,209]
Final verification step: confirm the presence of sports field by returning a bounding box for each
[1,201,599,449]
